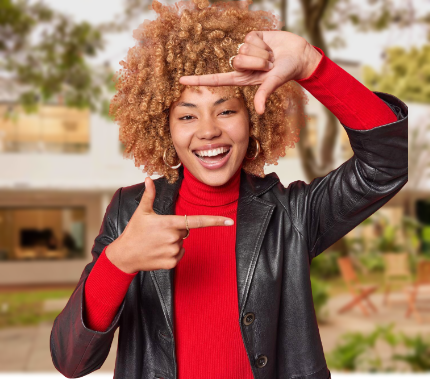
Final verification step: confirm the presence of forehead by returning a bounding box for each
[171,86,237,109]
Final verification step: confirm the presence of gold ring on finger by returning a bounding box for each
[229,55,237,70]
[183,214,190,239]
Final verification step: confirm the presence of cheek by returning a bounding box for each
[226,122,249,150]
[170,124,192,150]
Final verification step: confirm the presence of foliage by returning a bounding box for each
[364,45,430,104]
[310,251,340,279]
[310,275,329,323]
[327,323,430,372]
[358,250,385,273]
[392,333,430,371]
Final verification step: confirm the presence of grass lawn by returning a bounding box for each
[0,288,74,329]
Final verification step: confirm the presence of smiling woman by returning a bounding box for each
[110,0,308,184]
[50,0,407,378]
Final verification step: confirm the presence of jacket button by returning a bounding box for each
[255,355,268,368]
[243,312,255,325]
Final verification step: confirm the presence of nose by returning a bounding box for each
[195,120,222,140]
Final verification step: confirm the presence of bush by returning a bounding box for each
[310,275,329,323]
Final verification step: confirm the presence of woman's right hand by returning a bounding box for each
[105,176,235,274]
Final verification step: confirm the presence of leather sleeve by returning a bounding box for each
[50,187,127,378]
[284,91,408,261]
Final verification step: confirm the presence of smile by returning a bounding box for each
[193,146,232,169]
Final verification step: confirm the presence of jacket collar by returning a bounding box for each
[134,164,280,212]
[134,165,280,338]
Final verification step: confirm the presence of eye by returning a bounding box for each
[178,110,236,121]
[178,115,195,120]
[220,110,236,116]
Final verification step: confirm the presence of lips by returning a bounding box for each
[193,145,233,170]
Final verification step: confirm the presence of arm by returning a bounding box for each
[292,47,408,260]
[50,187,134,378]
[279,89,407,261]
[83,245,137,332]
[295,46,398,130]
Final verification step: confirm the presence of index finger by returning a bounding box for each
[179,71,238,87]
[171,214,234,229]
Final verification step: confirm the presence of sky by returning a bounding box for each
[35,0,429,72]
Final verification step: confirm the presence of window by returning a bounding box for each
[0,207,85,261]
[0,104,90,153]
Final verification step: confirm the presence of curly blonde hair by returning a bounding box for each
[110,0,308,184]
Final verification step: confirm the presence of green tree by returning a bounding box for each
[0,0,109,112]
[364,45,430,104]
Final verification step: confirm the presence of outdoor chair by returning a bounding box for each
[337,256,379,316]
[404,260,430,323]
[383,253,413,306]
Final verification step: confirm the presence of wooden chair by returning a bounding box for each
[337,256,379,316]
[404,260,430,323]
[383,253,413,306]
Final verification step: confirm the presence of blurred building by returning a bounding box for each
[0,60,416,285]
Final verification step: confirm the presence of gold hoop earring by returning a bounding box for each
[163,148,182,169]
[245,136,260,160]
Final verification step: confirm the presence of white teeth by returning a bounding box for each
[195,147,230,157]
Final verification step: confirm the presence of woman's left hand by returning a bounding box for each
[178,31,322,115]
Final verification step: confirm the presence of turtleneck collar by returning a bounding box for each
[178,164,242,207]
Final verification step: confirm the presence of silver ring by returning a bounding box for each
[229,55,237,70]
[183,215,190,239]
[237,43,244,54]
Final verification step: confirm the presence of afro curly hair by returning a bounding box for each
[110,0,308,184]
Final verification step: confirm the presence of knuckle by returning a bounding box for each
[196,217,203,229]
[164,259,176,270]
[244,32,254,43]
[212,73,220,86]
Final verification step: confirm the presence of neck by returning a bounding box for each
[179,164,242,207]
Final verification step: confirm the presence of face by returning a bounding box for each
[169,86,250,186]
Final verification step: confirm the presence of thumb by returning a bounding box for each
[254,74,284,115]
[139,176,156,214]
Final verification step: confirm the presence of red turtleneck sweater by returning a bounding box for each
[82,46,397,377]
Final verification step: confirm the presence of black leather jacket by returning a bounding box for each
[50,92,408,379]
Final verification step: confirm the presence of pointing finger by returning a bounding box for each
[170,215,234,229]
[179,71,238,87]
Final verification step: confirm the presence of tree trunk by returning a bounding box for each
[298,0,339,183]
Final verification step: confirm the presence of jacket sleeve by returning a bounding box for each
[50,187,128,378]
[286,91,408,261]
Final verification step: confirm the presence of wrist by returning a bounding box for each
[297,43,323,81]
[105,239,136,275]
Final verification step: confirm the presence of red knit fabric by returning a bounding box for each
[172,163,253,378]
[83,45,399,356]
[295,46,397,129]
[83,245,137,331]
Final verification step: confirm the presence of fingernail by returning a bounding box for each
[268,61,274,69]
[224,219,234,226]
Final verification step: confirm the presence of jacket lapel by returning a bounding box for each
[134,165,280,335]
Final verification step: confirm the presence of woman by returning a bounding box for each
[50,0,408,378]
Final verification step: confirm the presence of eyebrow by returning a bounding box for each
[175,97,230,109]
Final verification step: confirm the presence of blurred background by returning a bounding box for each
[0,0,429,376]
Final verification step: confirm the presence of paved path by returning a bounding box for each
[0,323,118,373]
[319,291,430,353]
[0,291,429,374]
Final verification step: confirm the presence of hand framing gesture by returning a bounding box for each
[179,31,322,115]
[106,177,234,274]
